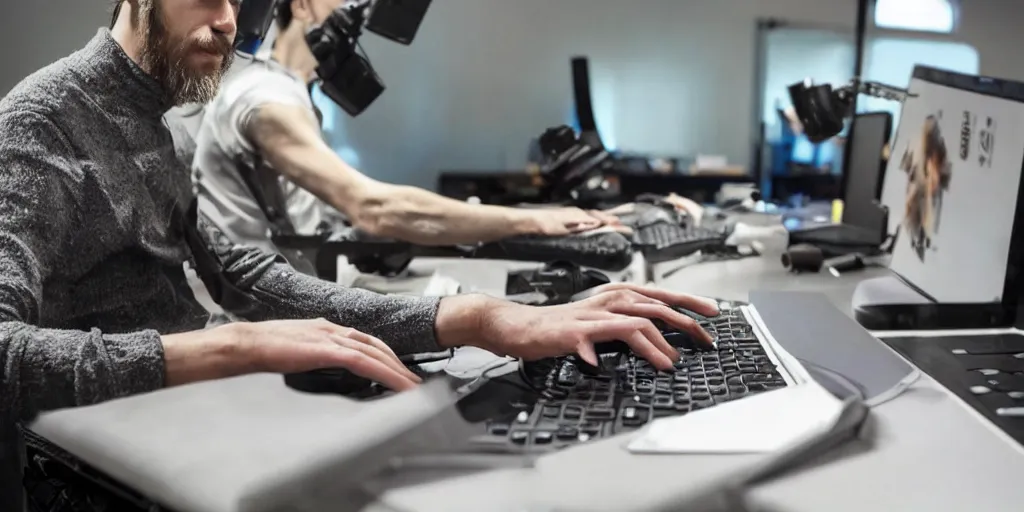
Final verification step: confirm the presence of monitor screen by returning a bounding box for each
[880,70,1024,303]
[842,113,891,230]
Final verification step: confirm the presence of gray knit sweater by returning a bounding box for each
[0,29,441,508]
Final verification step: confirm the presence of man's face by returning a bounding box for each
[138,0,239,106]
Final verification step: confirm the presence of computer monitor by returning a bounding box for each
[879,66,1024,308]
[842,112,892,230]
[570,56,605,150]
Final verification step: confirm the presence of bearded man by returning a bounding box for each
[0,1,716,508]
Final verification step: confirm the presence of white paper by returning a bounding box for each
[627,382,843,454]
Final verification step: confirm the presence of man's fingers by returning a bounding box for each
[582,318,675,371]
[336,349,419,392]
[587,210,622,225]
[342,330,420,382]
[594,283,719,317]
[331,335,422,384]
[614,302,713,346]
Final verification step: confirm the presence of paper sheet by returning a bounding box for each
[627,381,843,454]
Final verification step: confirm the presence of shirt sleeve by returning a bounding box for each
[0,110,165,424]
[191,209,443,357]
[214,64,316,165]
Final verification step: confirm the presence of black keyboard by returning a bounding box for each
[633,221,729,263]
[317,227,635,274]
[476,308,789,452]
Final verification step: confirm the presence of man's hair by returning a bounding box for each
[110,0,123,29]
[276,1,294,29]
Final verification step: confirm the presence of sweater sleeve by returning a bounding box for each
[0,111,165,424]
[193,211,443,356]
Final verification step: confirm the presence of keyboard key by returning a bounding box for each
[510,431,529,445]
[586,407,616,420]
[563,406,583,420]
[533,431,554,444]
[622,406,651,427]
[556,426,579,440]
[542,406,561,418]
[652,396,674,410]
[489,423,509,436]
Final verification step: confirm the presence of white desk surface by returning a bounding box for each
[364,255,1024,512]
[30,254,1024,512]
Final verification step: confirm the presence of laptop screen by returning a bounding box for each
[842,113,891,230]
[880,68,1024,303]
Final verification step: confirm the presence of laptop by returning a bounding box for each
[870,65,1024,329]
[788,112,892,252]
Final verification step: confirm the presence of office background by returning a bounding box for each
[3,0,1021,191]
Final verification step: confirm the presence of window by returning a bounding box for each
[874,0,957,33]
[859,38,979,127]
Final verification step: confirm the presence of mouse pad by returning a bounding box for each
[882,334,1024,446]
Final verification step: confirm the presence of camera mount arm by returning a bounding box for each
[788,77,914,142]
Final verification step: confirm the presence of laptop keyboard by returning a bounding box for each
[484,308,789,451]
[634,221,729,263]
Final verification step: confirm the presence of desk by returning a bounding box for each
[364,257,1024,512]
[29,256,1024,512]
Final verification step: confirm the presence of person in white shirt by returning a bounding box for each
[182,0,621,263]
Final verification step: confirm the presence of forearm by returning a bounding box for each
[434,294,516,354]
[1,321,165,423]
[352,185,540,245]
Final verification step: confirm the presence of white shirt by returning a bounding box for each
[189,57,327,255]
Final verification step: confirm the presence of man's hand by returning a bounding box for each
[162,319,421,391]
[527,207,629,236]
[475,284,719,371]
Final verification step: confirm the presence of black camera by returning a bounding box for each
[307,0,432,116]
[787,78,912,143]
[787,80,849,143]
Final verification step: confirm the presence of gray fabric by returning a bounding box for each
[0,28,441,509]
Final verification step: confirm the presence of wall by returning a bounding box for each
[324,0,860,189]
[2,1,1023,191]
[0,0,110,96]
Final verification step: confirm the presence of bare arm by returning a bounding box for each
[246,103,550,245]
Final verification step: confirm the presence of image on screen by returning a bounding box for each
[880,75,1024,303]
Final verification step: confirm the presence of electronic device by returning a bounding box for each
[533,57,618,206]
[315,225,636,278]
[633,222,730,264]
[571,56,605,151]
[234,0,432,116]
[505,261,611,305]
[788,77,913,143]
[614,200,732,263]
[883,333,1024,447]
[787,112,893,254]
[297,299,797,453]
[536,125,616,206]
[857,66,1024,330]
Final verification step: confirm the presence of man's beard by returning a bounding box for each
[137,0,235,106]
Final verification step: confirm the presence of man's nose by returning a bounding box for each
[211,0,238,38]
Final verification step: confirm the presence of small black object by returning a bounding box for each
[505,261,610,305]
[284,364,431,400]
[782,244,825,272]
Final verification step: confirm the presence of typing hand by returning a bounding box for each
[530,207,630,236]
[481,284,718,371]
[230,319,421,391]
